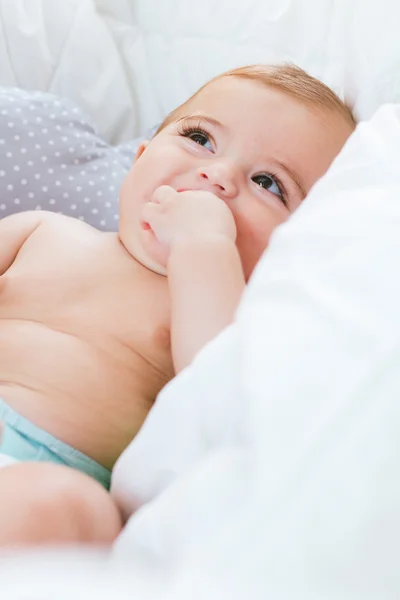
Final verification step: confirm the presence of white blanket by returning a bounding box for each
[109,103,400,598]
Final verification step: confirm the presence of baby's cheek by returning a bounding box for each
[119,170,137,209]
[235,207,283,280]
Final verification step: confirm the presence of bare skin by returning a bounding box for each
[0,463,122,546]
[0,74,354,547]
[0,215,173,469]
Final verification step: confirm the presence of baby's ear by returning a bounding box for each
[135,140,150,162]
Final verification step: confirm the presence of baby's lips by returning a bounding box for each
[176,188,209,194]
[139,209,152,231]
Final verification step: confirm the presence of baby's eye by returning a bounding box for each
[183,128,213,151]
[252,174,282,198]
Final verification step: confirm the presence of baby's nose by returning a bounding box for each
[197,163,237,199]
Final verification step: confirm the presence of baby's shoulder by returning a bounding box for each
[27,211,103,247]
[35,210,95,232]
[10,211,106,258]
[1,209,97,237]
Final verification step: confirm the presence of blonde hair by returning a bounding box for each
[156,63,355,134]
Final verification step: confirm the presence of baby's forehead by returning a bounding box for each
[184,76,314,117]
[188,75,258,104]
[189,76,354,132]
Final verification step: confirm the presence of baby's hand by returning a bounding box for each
[141,185,237,253]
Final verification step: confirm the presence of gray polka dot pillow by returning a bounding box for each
[0,88,147,230]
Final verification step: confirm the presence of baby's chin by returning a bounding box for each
[138,251,168,276]
[118,226,168,277]
[124,244,168,276]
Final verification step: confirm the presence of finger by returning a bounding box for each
[141,201,163,226]
[152,185,178,204]
[141,204,171,245]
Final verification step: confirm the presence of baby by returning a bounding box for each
[0,64,355,546]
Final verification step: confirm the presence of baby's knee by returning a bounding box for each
[60,467,123,544]
[44,464,122,543]
[0,462,122,546]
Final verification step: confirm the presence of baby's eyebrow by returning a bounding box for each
[176,114,224,130]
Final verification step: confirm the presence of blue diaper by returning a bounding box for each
[0,398,111,490]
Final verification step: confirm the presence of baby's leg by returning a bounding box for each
[0,462,122,547]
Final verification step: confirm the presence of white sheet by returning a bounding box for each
[0,0,135,143]
[1,0,400,141]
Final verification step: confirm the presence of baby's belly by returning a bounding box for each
[0,319,166,469]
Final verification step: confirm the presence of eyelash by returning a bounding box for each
[177,121,289,208]
[178,122,213,146]
[262,171,289,208]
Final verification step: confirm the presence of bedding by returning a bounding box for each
[110,102,400,596]
[1,0,399,141]
[1,0,400,598]
[0,87,146,227]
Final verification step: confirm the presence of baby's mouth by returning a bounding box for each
[140,188,191,231]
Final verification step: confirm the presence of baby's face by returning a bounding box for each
[119,76,353,279]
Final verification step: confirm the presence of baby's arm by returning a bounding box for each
[0,211,54,275]
[168,235,245,371]
[142,186,245,372]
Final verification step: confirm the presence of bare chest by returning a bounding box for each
[1,222,172,369]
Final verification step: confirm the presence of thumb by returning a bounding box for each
[141,201,163,229]
[152,185,177,204]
